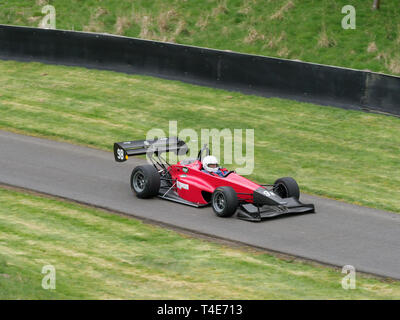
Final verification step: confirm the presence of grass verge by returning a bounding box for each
[1,186,399,299]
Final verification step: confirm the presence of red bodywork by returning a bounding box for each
[168,160,260,205]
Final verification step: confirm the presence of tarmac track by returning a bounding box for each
[0,130,399,279]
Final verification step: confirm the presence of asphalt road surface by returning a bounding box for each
[0,130,399,279]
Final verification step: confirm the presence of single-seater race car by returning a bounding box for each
[114,137,315,222]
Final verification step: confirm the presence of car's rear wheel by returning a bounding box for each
[130,165,160,198]
[211,187,238,217]
[273,177,300,200]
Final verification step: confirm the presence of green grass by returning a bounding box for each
[1,0,400,75]
[0,60,399,213]
[1,186,399,299]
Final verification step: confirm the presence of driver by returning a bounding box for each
[202,155,228,177]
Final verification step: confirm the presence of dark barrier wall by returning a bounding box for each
[0,25,399,115]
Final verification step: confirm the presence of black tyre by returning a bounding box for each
[273,177,300,200]
[211,186,238,218]
[130,165,160,198]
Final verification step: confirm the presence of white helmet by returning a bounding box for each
[202,155,219,173]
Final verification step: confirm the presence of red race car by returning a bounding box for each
[114,137,315,222]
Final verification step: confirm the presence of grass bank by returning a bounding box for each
[1,187,399,299]
[1,0,400,75]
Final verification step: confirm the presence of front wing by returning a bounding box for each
[237,197,315,222]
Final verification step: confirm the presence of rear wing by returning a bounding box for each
[113,137,188,162]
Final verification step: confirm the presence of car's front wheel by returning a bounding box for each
[130,165,160,198]
[211,186,238,217]
[273,177,300,200]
